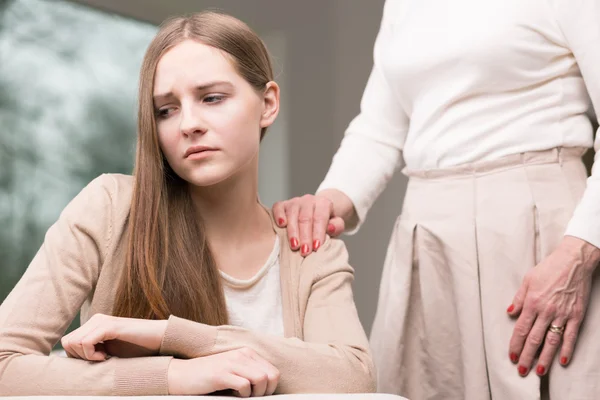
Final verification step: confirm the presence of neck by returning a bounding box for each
[189,159,272,249]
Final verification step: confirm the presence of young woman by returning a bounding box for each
[0,12,375,397]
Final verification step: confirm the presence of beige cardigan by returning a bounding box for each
[0,174,375,396]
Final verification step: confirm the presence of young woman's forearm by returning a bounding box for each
[0,352,171,395]
[159,316,375,394]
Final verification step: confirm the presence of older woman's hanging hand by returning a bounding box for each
[507,236,600,377]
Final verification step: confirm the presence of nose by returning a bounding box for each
[179,103,207,137]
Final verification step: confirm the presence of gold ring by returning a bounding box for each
[548,324,565,335]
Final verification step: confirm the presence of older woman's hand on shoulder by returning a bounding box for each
[272,188,357,257]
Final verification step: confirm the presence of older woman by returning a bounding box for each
[274,0,600,398]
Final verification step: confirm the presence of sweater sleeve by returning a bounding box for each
[159,239,375,394]
[317,0,409,234]
[0,174,172,396]
[555,0,600,247]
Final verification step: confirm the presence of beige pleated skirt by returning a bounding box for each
[370,147,600,400]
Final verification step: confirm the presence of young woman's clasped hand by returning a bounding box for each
[61,314,166,360]
[61,314,279,397]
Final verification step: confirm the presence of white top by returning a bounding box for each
[318,0,600,246]
[220,236,285,337]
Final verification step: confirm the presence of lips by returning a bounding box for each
[184,145,217,158]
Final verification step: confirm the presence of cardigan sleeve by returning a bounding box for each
[0,175,172,396]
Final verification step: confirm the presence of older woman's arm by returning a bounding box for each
[507,0,600,377]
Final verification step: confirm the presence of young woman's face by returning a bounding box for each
[153,40,278,187]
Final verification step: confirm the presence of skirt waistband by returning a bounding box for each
[402,147,587,179]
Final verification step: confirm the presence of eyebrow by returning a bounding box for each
[153,80,234,103]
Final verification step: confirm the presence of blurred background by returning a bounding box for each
[0,0,596,339]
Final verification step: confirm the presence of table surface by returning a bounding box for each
[6,395,407,399]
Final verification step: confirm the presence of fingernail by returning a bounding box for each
[301,244,309,254]
[518,365,528,376]
[507,304,515,313]
[277,218,285,226]
[313,239,321,251]
[560,357,568,365]
[290,237,299,248]
[327,223,335,234]
[510,353,518,363]
[536,365,545,376]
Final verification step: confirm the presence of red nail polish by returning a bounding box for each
[510,353,518,363]
[518,365,527,376]
[507,304,515,313]
[290,237,299,248]
[327,223,335,234]
[301,244,309,254]
[278,218,285,226]
[536,365,545,375]
[313,239,321,251]
[560,357,568,365]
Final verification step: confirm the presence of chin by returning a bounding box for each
[180,169,233,188]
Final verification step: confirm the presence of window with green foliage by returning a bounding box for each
[0,0,156,315]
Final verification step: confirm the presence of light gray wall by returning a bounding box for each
[70,0,406,334]
[330,0,408,334]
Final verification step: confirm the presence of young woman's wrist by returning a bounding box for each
[116,317,168,353]
[167,358,185,395]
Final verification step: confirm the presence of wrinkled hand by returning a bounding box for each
[61,314,167,361]
[168,348,280,397]
[272,191,347,257]
[507,236,600,377]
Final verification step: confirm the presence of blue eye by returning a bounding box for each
[204,95,225,104]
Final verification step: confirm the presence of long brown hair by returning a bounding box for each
[113,12,274,325]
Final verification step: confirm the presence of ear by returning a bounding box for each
[259,81,280,129]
